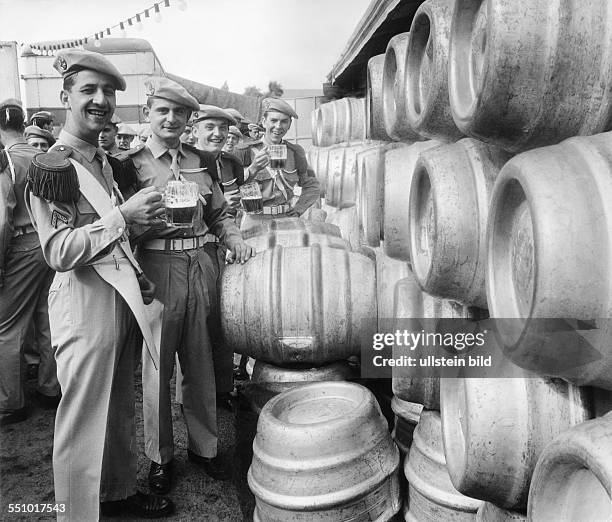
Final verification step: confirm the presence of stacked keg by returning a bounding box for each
[232,0,612,519]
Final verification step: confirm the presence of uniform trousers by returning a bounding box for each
[0,232,57,415]
[139,243,218,465]
[50,266,140,521]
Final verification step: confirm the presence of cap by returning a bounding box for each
[144,77,199,111]
[192,105,237,125]
[261,97,298,119]
[0,98,23,113]
[27,151,80,203]
[228,126,242,138]
[225,108,245,123]
[24,125,56,146]
[117,123,137,136]
[30,111,54,123]
[53,49,126,91]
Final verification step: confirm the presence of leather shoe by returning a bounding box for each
[0,407,27,427]
[100,491,174,518]
[187,450,231,481]
[36,391,61,410]
[148,460,173,495]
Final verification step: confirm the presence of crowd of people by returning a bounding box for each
[0,47,319,520]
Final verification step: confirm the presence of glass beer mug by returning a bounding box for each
[164,180,199,227]
[268,144,287,170]
[240,182,263,214]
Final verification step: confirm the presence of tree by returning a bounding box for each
[220,81,229,91]
[265,80,284,98]
[243,85,263,97]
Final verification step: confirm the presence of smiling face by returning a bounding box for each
[98,123,118,151]
[60,70,117,144]
[223,133,239,153]
[193,118,229,153]
[144,98,191,148]
[262,111,291,144]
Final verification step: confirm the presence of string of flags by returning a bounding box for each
[25,0,187,55]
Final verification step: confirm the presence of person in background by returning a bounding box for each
[116,123,137,151]
[98,114,121,156]
[138,124,151,144]
[0,99,60,426]
[24,125,55,152]
[26,49,173,520]
[29,111,54,133]
[247,122,263,141]
[241,97,319,229]
[126,77,254,497]
[222,125,242,155]
[179,119,197,147]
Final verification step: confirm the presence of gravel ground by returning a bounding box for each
[0,367,258,522]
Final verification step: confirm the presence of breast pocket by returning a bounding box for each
[76,198,98,216]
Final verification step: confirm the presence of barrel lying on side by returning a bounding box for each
[528,413,612,522]
[409,138,510,308]
[366,54,389,141]
[449,0,612,152]
[383,32,422,142]
[383,141,442,261]
[486,131,612,389]
[406,0,463,141]
[441,377,592,510]
[249,382,401,521]
[391,396,423,456]
[375,247,410,327]
[316,98,367,146]
[221,244,376,365]
[476,503,526,522]
[326,206,362,251]
[405,411,483,521]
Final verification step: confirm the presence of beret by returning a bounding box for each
[53,49,126,91]
[192,105,237,125]
[30,111,54,123]
[144,77,199,111]
[117,123,137,136]
[248,123,264,131]
[228,125,242,138]
[24,125,56,146]
[261,97,298,119]
[0,98,23,113]
[225,108,245,123]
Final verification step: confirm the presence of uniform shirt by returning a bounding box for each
[104,144,120,157]
[128,135,241,244]
[27,130,127,272]
[0,139,39,270]
[244,138,320,215]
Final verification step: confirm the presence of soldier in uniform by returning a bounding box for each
[116,123,137,151]
[222,125,242,155]
[98,114,121,156]
[29,110,54,133]
[241,97,319,229]
[0,99,60,425]
[24,125,55,152]
[26,49,174,520]
[126,78,254,496]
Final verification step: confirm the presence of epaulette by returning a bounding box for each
[182,144,219,181]
[107,154,138,192]
[285,141,305,154]
[51,145,74,160]
[0,149,8,173]
[27,151,80,203]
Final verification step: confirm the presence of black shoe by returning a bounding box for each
[148,460,173,495]
[0,407,28,427]
[187,450,231,481]
[35,391,61,410]
[100,491,174,518]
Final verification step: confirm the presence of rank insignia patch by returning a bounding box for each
[51,210,69,228]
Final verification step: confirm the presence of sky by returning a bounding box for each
[0,0,372,94]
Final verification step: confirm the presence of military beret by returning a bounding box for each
[0,98,23,113]
[144,77,199,111]
[228,126,242,138]
[261,97,298,119]
[248,123,264,132]
[225,108,245,123]
[24,125,56,146]
[117,123,137,136]
[192,105,237,125]
[30,111,54,123]
[53,49,126,91]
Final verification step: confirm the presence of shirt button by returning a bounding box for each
[118,227,124,234]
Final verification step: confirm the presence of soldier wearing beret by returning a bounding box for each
[26,49,173,520]
[0,99,60,426]
[30,110,54,133]
[116,123,137,151]
[125,77,254,496]
[223,125,242,155]
[241,97,320,229]
[24,124,56,152]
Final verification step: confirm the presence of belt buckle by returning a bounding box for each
[170,239,181,251]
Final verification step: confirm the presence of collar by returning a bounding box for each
[146,134,185,160]
[58,129,99,162]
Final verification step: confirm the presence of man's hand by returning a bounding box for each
[248,148,270,177]
[285,208,299,218]
[137,272,156,305]
[225,237,255,264]
[118,186,165,226]
[223,190,242,209]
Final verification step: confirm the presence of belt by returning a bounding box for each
[142,234,218,252]
[263,204,292,215]
[12,224,36,238]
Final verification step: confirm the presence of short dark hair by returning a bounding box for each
[0,107,25,133]
[63,71,79,92]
